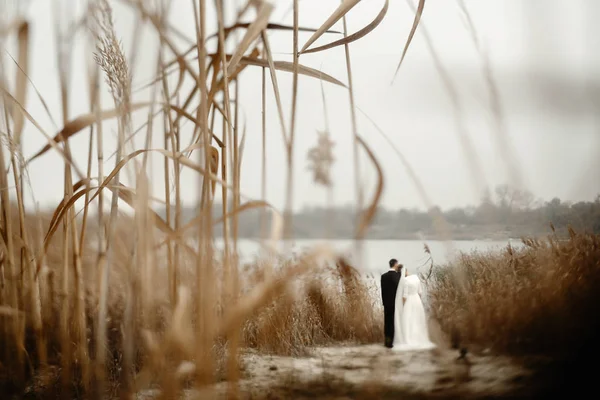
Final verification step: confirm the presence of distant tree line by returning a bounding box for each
[160,185,600,240]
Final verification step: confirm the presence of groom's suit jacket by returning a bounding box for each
[381,270,401,309]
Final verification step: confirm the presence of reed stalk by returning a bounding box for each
[340,0,363,248]
[0,85,22,388]
[191,0,216,387]
[284,0,300,245]
[261,47,267,241]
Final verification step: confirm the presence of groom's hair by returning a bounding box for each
[389,259,398,268]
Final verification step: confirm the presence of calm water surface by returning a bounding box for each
[214,238,521,275]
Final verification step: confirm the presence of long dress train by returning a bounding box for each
[393,274,435,351]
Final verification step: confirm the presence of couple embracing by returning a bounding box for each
[381,259,436,351]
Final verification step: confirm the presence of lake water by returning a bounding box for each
[214,238,521,275]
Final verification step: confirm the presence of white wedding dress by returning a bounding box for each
[392,273,436,351]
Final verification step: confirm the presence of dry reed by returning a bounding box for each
[243,257,382,355]
[428,229,600,356]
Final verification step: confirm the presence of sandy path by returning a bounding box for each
[139,344,536,399]
[239,345,533,397]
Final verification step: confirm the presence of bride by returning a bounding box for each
[392,267,436,351]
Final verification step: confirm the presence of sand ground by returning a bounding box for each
[138,344,538,399]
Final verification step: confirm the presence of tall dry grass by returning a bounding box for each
[428,229,600,356]
[243,257,382,355]
[1,0,417,396]
[0,205,381,396]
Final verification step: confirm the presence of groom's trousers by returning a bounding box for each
[384,305,395,348]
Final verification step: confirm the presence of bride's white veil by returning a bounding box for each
[392,265,405,346]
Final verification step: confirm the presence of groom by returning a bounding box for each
[381,259,402,348]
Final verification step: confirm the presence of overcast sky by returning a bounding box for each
[2,0,599,213]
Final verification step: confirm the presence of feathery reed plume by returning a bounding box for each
[307,131,335,187]
[92,3,131,115]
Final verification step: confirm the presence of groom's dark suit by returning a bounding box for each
[381,269,401,348]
